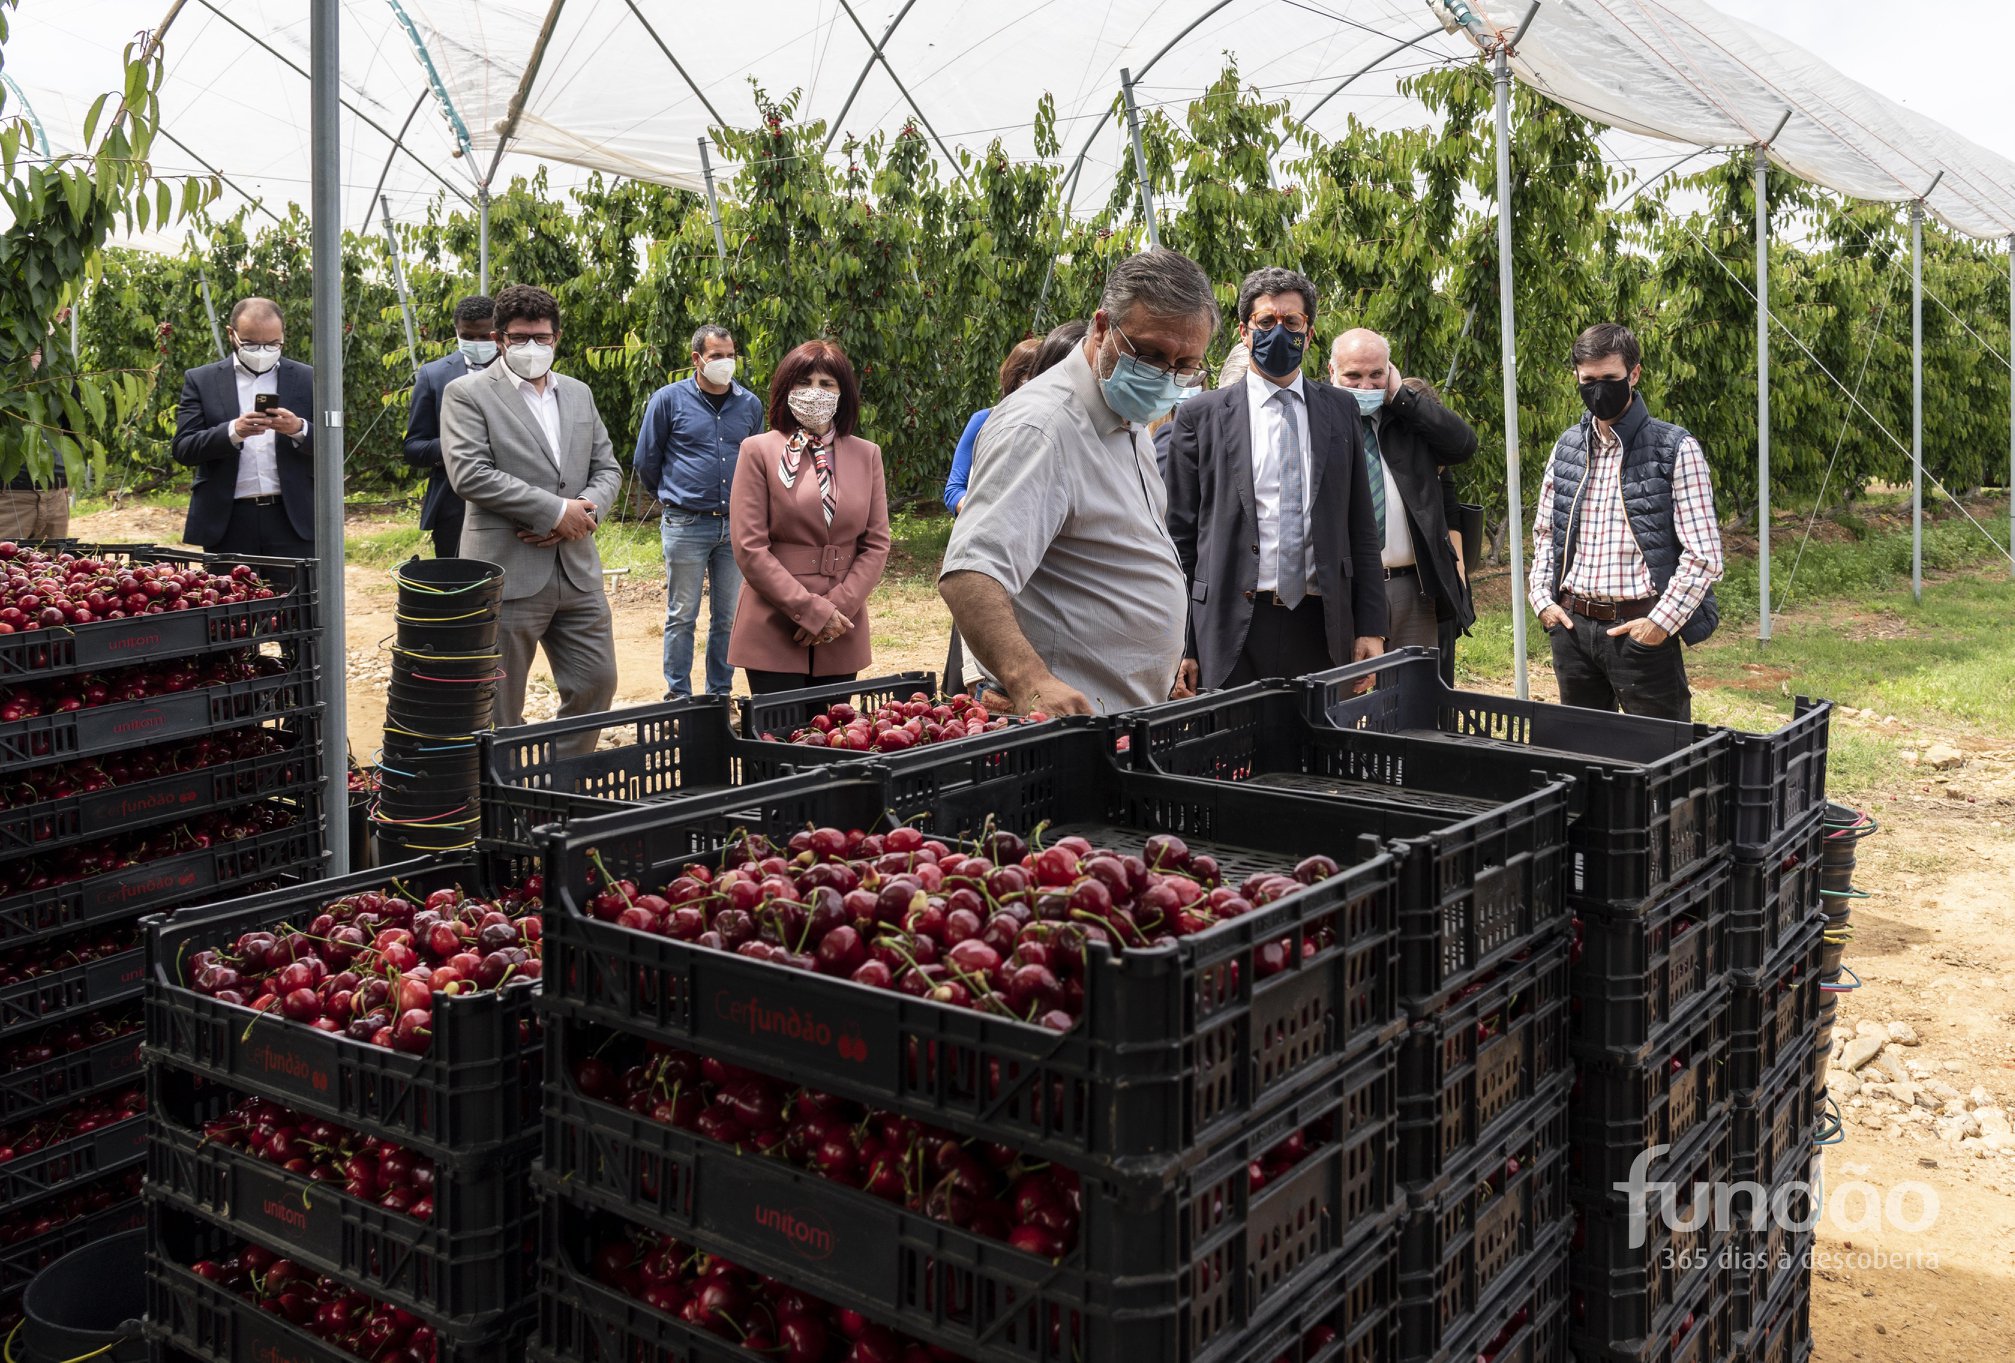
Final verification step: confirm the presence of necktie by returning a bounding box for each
[1275,389,1308,610]
[1362,416,1387,543]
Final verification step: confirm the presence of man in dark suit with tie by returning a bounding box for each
[403,294,494,558]
[170,297,313,557]
[1167,267,1387,693]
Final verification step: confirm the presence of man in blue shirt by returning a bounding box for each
[634,325,766,697]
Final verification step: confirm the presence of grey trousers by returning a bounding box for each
[1383,573,1440,651]
[498,572,618,758]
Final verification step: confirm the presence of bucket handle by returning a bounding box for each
[1820,964,1861,993]
[4,1320,125,1363]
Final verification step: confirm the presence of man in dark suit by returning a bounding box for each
[1167,266,1388,693]
[1329,329,1478,681]
[170,297,313,557]
[403,294,494,557]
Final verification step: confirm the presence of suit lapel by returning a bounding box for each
[1306,380,1332,502]
[488,361,557,467]
[1227,382,1254,523]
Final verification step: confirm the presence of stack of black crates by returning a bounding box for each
[0,543,322,1327]
[139,854,544,1362]
[515,702,1410,1363]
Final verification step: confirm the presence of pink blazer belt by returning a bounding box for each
[772,542,857,578]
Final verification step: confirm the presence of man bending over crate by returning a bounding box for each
[1528,323,1725,722]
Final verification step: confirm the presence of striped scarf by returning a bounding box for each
[779,428,837,527]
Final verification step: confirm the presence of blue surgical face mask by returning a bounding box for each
[1099,327,1185,426]
[1248,323,1308,379]
[458,338,498,367]
[1351,387,1386,415]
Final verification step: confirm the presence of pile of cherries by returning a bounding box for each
[585,825,1343,1030]
[0,802,298,899]
[592,1226,973,1363]
[0,726,298,813]
[198,1094,439,1221]
[0,544,275,634]
[182,882,542,1054]
[0,1006,141,1092]
[188,1243,446,1361]
[0,1166,144,1248]
[348,765,380,796]
[765,692,1042,752]
[0,924,141,989]
[0,1087,145,1165]
[0,649,288,724]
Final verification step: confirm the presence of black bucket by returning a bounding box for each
[391,648,504,680]
[394,555,504,601]
[386,687,497,728]
[15,1228,149,1363]
[1818,933,1847,981]
[372,817,479,858]
[376,758,482,792]
[1819,861,1857,896]
[395,619,502,655]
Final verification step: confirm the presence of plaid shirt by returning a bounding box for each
[1528,422,1724,636]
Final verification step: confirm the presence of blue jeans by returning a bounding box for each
[661,510,741,697]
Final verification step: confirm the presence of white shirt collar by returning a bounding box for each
[514,372,555,401]
[1245,368,1305,404]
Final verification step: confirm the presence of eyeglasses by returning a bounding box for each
[1248,316,1310,335]
[1115,326,1209,388]
[503,332,557,347]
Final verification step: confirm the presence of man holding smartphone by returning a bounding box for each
[171,297,315,558]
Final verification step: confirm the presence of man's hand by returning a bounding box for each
[554,498,598,542]
[517,529,564,548]
[1171,657,1200,699]
[233,413,274,440]
[1539,604,1574,631]
[1348,635,1384,695]
[1607,618,1670,646]
[265,406,307,438]
[1012,670,1093,717]
[1384,365,1402,401]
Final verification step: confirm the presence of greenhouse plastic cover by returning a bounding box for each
[9,0,2015,239]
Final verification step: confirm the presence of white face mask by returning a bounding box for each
[503,341,555,382]
[235,342,282,375]
[700,356,737,387]
[788,386,840,429]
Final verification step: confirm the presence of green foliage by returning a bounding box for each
[13,47,2009,531]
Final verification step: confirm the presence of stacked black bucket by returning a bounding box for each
[1814,802,1872,1060]
[369,557,505,859]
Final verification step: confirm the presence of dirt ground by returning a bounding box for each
[74,504,2015,1361]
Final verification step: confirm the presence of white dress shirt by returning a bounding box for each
[1245,370,1316,595]
[515,373,564,470]
[229,361,282,499]
[1370,411,1415,568]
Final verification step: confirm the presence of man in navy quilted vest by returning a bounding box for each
[1527,323,1724,722]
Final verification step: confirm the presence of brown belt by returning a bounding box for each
[1559,590,1655,622]
[772,543,857,577]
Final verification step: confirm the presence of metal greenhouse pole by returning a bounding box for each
[478,0,570,296]
[2009,234,2013,580]
[1755,111,1790,643]
[311,0,351,873]
[1495,3,1540,699]
[1909,172,1941,603]
[699,138,728,264]
[380,195,421,378]
[1120,69,1159,248]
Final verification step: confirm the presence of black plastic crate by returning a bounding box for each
[0,1191,144,1298]
[0,935,145,1037]
[1569,994,1731,1200]
[540,730,1403,1190]
[1113,683,1572,1011]
[1731,1173,1816,1335]
[1569,1119,1731,1349]
[1298,650,1730,906]
[1729,810,1825,974]
[1398,934,1572,1188]
[142,853,542,1164]
[0,657,320,775]
[1729,918,1824,1093]
[1726,699,1832,855]
[0,545,317,685]
[1399,1076,1570,1362]
[542,1013,1396,1363]
[0,1107,146,1209]
[1741,1238,1814,1363]
[0,724,321,861]
[146,1065,536,1324]
[1414,1220,1571,1363]
[1571,859,1731,1064]
[1568,1217,1734,1363]
[0,809,325,951]
[1732,1042,1820,1191]
[534,1193,1402,1363]
[737,669,938,738]
[145,1199,532,1363]
[0,1008,141,1122]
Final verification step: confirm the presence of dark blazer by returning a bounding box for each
[403,353,477,532]
[1374,384,1479,629]
[1166,378,1389,690]
[171,356,314,549]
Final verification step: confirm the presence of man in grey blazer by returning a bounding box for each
[1166,266,1388,692]
[441,284,620,752]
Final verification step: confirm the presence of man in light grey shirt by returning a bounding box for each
[940,249,1216,715]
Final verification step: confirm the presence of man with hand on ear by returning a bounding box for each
[403,293,495,558]
[1529,322,1724,721]
[171,296,314,557]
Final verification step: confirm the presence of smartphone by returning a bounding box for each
[254,393,280,415]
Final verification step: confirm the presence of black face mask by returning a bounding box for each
[1578,377,1632,422]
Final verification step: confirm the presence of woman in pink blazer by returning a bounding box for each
[728,340,891,693]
